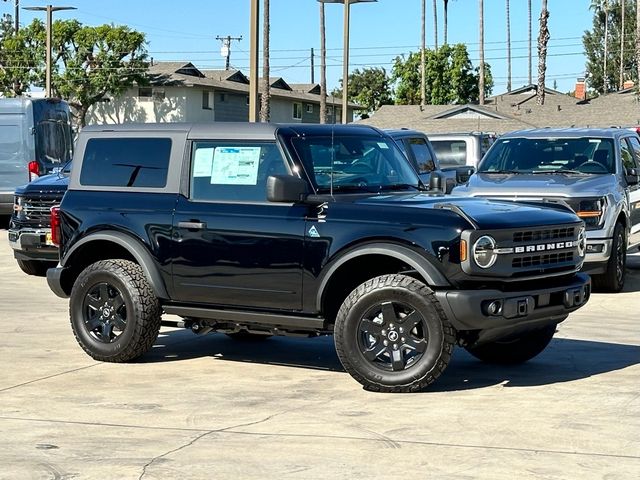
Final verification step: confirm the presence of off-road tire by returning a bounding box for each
[334,274,455,393]
[69,259,161,362]
[592,222,626,293]
[16,259,56,277]
[464,324,557,364]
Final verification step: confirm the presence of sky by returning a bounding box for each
[9,0,595,95]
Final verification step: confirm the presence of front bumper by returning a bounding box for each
[435,273,591,336]
[8,227,59,261]
[582,237,613,274]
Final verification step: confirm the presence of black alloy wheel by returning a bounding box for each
[82,282,127,343]
[593,222,626,292]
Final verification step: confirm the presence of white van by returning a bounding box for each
[0,98,73,214]
[428,132,497,170]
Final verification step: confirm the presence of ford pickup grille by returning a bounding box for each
[17,195,61,226]
[513,227,575,243]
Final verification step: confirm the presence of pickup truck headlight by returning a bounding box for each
[576,197,606,230]
[13,196,25,220]
[473,235,497,269]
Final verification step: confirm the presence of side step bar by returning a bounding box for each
[163,305,325,330]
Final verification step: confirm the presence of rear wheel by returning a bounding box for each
[334,274,455,393]
[593,222,626,292]
[464,324,557,364]
[69,259,161,362]
[16,259,56,277]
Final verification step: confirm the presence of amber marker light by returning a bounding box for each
[460,239,468,262]
[576,211,601,218]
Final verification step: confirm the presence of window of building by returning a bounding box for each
[219,93,226,102]
[202,91,212,110]
[306,104,313,114]
[138,87,152,100]
[293,103,302,120]
[80,138,172,188]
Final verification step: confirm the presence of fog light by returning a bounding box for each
[486,300,503,316]
[586,243,604,253]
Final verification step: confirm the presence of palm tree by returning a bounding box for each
[479,0,485,105]
[421,0,426,106]
[506,0,511,91]
[433,0,438,49]
[528,0,532,84]
[260,0,270,122]
[443,0,449,45]
[319,2,327,123]
[536,0,550,105]
[637,0,640,92]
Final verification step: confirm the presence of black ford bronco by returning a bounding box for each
[47,123,590,392]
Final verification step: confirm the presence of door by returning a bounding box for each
[624,136,640,246]
[171,140,306,311]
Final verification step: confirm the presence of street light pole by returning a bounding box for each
[318,0,376,124]
[23,5,76,98]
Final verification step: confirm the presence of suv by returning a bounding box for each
[429,132,496,170]
[454,128,640,292]
[46,123,590,392]
[8,169,69,275]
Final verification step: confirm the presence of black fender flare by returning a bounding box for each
[315,242,451,311]
[62,231,170,299]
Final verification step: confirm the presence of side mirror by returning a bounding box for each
[626,167,639,186]
[428,171,446,193]
[267,175,308,203]
[456,166,475,184]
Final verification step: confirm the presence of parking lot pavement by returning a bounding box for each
[0,228,638,480]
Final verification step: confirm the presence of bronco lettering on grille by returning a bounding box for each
[497,241,574,255]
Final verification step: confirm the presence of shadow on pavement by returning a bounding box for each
[143,329,640,391]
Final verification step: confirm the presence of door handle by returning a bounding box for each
[178,221,207,230]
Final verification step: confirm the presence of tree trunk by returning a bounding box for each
[320,3,327,123]
[479,0,485,105]
[421,0,426,106]
[528,0,532,85]
[433,0,438,49]
[260,0,270,122]
[536,0,550,105]
[443,0,449,45]
[506,0,511,92]
[603,0,609,92]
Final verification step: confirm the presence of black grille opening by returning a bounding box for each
[513,227,575,243]
[513,252,574,268]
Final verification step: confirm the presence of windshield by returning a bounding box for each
[291,135,422,193]
[479,137,616,174]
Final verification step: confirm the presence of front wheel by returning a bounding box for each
[334,274,455,393]
[593,222,626,293]
[69,259,161,362]
[464,324,557,364]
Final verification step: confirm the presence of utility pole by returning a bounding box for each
[620,0,626,90]
[23,4,76,98]
[249,0,259,122]
[310,48,315,83]
[216,35,242,71]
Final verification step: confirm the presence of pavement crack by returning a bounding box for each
[0,364,100,393]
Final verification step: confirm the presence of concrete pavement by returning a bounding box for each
[0,228,638,479]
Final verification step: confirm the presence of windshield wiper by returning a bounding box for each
[317,184,378,194]
[530,169,582,174]
[479,170,522,174]
[379,183,426,192]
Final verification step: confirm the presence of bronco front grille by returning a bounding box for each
[513,227,575,243]
[512,252,574,268]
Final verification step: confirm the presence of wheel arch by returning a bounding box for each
[60,231,169,299]
[316,242,450,322]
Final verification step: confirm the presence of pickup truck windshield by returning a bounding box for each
[479,137,616,174]
[291,135,421,193]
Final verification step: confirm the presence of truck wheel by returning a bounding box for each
[69,259,161,363]
[593,222,626,293]
[464,324,556,364]
[334,274,455,393]
[16,259,56,277]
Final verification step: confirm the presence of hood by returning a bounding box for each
[352,193,581,230]
[454,172,615,199]
[14,173,69,196]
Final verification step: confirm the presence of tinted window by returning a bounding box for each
[190,142,289,202]
[431,140,468,168]
[620,138,635,170]
[80,138,171,188]
[625,136,640,168]
[479,137,615,174]
[407,138,436,173]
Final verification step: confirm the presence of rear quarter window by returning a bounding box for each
[80,137,172,188]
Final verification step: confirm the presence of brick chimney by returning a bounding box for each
[623,79,635,90]
[574,78,586,100]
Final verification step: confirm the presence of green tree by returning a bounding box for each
[392,44,492,105]
[584,0,638,93]
[331,67,393,116]
[0,18,45,96]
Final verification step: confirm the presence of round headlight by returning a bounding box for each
[473,235,497,269]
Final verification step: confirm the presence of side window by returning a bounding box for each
[620,138,635,170]
[625,136,640,168]
[431,140,467,168]
[190,142,290,202]
[407,137,436,173]
[80,138,171,188]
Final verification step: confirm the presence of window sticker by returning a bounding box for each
[211,147,261,185]
[377,142,389,149]
[193,147,214,177]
